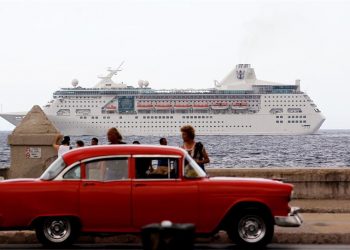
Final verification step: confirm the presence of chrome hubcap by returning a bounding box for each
[44,219,71,243]
[238,215,266,243]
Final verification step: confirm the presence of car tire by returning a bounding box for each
[227,208,274,248]
[35,217,79,247]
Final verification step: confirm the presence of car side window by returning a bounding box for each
[63,165,81,180]
[84,158,129,181]
[135,158,178,179]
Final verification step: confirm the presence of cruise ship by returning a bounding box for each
[0,64,325,136]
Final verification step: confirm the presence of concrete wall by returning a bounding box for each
[6,105,60,179]
[207,168,350,199]
[8,139,57,179]
[4,166,346,199]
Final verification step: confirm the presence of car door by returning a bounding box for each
[132,155,199,229]
[79,156,132,232]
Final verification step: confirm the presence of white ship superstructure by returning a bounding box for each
[0,64,325,136]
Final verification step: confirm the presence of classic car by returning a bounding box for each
[0,145,302,247]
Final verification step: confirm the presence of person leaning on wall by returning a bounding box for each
[52,135,71,156]
[180,125,210,172]
[107,127,126,144]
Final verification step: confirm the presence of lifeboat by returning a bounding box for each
[211,103,229,110]
[232,102,248,110]
[105,104,117,110]
[174,104,192,109]
[193,104,209,109]
[137,103,154,110]
[155,104,173,110]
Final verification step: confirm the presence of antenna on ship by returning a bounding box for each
[97,61,125,84]
[295,79,301,91]
[106,61,125,76]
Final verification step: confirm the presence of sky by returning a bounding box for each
[0,0,349,130]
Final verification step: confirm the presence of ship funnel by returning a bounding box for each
[218,64,257,89]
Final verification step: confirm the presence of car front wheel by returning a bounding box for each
[227,208,274,248]
[35,217,79,247]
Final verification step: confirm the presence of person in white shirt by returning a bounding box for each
[53,135,71,156]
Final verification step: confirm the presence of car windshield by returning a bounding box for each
[184,154,207,178]
[40,157,66,180]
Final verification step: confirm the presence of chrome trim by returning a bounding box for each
[83,179,131,183]
[132,155,181,158]
[81,155,131,163]
[238,215,266,243]
[275,207,303,227]
[132,179,180,182]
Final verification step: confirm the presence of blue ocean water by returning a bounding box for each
[0,130,349,168]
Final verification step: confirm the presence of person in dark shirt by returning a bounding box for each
[91,137,98,145]
[76,140,84,148]
[159,137,167,145]
[158,137,168,167]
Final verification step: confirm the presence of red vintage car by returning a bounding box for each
[0,145,302,247]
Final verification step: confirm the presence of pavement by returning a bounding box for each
[0,199,350,245]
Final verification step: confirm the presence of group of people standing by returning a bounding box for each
[53,125,210,171]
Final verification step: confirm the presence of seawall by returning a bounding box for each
[207,168,350,199]
[1,166,350,199]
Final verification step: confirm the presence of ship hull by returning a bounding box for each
[45,112,325,136]
[1,111,325,136]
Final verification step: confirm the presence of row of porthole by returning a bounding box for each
[87,121,224,125]
[79,118,234,123]
[288,120,307,123]
[264,96,304,99]
[264,105,306,107]
[276,115,307,119]
[58,123,252,128]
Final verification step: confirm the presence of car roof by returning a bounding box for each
[62,145,186,166]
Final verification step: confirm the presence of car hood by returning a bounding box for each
[209,176,283,183]
[208,176,293,191]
